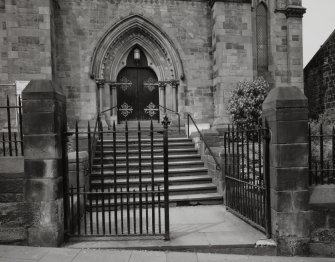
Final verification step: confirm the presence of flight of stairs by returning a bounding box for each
[90,122,223,206]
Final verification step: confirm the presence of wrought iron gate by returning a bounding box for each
[223,125,271,237]
[63,116,170,240]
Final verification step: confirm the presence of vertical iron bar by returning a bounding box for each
[224,133,228,206]
[125,121,130,234]
[241,131,245,216]
[263,129,271,238]
[70,186,74,234]
[252,131,256,222]
[95,189,99,235]
[133,190,136,234]
[88,122,92,176]
[232,126,236,210]
[138,121,143,234]
[158,185,162,234]
[178,114,181,134]
[83,185,87,235]
[145,185,149,234]
[308,124,314,185]
[99,118,105,235]
[102,189,105,235]
[108,187,111,234]
[75,121,81,235]
[163,118,170,240]
[14,133,18,156]
[89,188,93,234]
[150,120,155,234]
[113,121,118,235]
[121,188,124,234]
[236,130,240,214]
[6,96,12,156]
[18,96,23,156]
[320,124,324,184]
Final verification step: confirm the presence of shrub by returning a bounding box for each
[227,77,269,130]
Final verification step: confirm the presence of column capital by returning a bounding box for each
[168,80,179,89]
[95,78,105,88]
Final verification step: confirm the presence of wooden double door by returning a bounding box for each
[117,67,159,121]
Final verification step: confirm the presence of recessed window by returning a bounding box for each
[256,3,269,72]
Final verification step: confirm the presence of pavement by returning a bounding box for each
[66,205,267,250]
[0,245,334,262]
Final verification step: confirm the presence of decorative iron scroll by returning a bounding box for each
[118,76,132,92]
[144,78,158,92]
[144,102,158,118]
[119,102,133,118]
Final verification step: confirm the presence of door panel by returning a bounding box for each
[117,67,159,122]
[140,68,159,121]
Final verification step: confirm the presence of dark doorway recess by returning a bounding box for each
[117,47,159,121]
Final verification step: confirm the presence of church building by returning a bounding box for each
[0,0,305,127]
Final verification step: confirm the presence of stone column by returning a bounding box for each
[171,81,179,113]
[96,79,107,128]
[159,83,167,118]
[262,86,312,255]
[22,80,66,247]
[96,79,105,114]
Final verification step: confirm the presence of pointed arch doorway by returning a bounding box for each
[117,47,159,122]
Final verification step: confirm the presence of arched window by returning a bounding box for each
[256,3,268,73]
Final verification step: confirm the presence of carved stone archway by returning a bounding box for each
[90,15,184,123]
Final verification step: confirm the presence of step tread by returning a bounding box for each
[99,137,190,143]
[92,160,204,168]
[91,167,208,175]
[96,148,197,154]
[91,175,212,185]
[92,183,216,192]
[94,154,201,161]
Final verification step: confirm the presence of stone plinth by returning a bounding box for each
[22,80,66,247]
[262,86,311,256]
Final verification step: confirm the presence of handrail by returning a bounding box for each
[89,113,101,180]
[187,114,221,170]
[100,105,118,114]
[159,105,180,134]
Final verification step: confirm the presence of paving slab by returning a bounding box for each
[72,249,132,262]
[129,250,166,262]
[65,205,266,251]
[166,251,198,262]
[1,246,335,262]
[39,248,80,262]
[0,245,49,260]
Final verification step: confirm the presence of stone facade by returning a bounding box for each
[0,0,305,126]
[304,30,335,119]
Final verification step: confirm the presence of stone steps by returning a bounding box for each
[89,131,223,206]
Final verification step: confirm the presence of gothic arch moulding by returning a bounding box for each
[90,15,184,82]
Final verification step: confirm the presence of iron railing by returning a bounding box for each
[65,117,170,239]
[159,105,180,133]
[223,125,271,237]
[309,124,335,185]
[0,96,23,156]
[186,114,221,170]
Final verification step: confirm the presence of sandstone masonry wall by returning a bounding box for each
[0,0,55,82]
[53,0,214,124]
[304,30,335,118]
